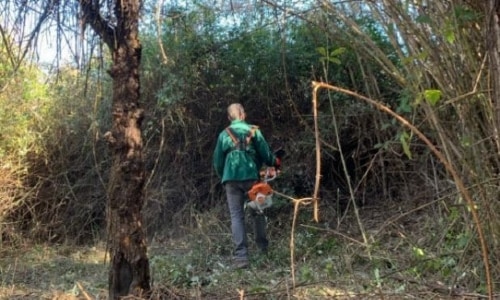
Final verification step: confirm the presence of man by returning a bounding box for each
[213,103,281,269]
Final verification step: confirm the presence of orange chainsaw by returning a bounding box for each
[247,167,279,213]
[247,148,285,213]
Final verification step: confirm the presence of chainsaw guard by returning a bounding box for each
[247,182,274,212]
[247,193,273,212]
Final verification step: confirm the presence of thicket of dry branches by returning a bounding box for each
[0,0,498,297]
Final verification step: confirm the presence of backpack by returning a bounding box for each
[225,126,258,151]
[226,125,275,213]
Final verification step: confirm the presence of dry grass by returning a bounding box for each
[1,197,494,300]
[0,243,108,299]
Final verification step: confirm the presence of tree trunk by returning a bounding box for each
[79,0,151,298]
[106,39,151,298]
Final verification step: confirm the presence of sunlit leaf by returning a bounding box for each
[424,89,442,106]
[412,246,425,257]
[445,29,455,44]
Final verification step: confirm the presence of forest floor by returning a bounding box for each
[0,201,492,299]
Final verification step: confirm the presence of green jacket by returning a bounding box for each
[213,120,277,183]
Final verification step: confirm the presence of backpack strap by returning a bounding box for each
[225,127,240,147]
[225,126,258,150]
[246,126,258,145]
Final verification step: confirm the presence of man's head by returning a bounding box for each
[227,103,246,121]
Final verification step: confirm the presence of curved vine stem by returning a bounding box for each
[274,190,313,289]
[311,81,493,299]
[312,84,322,223]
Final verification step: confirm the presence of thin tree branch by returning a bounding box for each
[155,0,168,65]
[312,80,493,300]
[79,0,115,49]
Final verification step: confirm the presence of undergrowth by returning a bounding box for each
[0,195,491,299]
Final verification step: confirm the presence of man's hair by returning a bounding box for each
[227,103,245,120]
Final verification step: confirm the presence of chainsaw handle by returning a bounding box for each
[259,167,278,182]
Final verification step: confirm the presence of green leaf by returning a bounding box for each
[456,234,469,248]
[316,47,327,56]
[397,100,412,113]
[454,6,478,22]
[424,89,442,106]
[415,15,432,24]
[327,57,341,65]
[400,131,412,159]
[460,135,472,147]
[330,47,346,56]
[412,246,425,257]
[445,29,455,44]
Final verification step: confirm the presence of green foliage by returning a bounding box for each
[0,39,55,222]
[151,254,203,287]
[408,206,474,282]
[0,33,111,239]
[317,46,346,65]
[298,264,315,282]
[453,5,481,24]
[293,227,339,260]
[0,64,49,162]
[396,89,413,113]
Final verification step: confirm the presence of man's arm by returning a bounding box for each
[252,129,278,167]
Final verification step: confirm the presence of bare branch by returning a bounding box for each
[79,0,115,49]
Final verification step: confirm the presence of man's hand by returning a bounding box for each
[274,148,286,159]
[274,148,285,170]
[274,157,282,169]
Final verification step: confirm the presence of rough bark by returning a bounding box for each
[79,0,150,298]
[106,41,150,298]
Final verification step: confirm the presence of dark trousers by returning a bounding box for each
[225,180,269,261]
